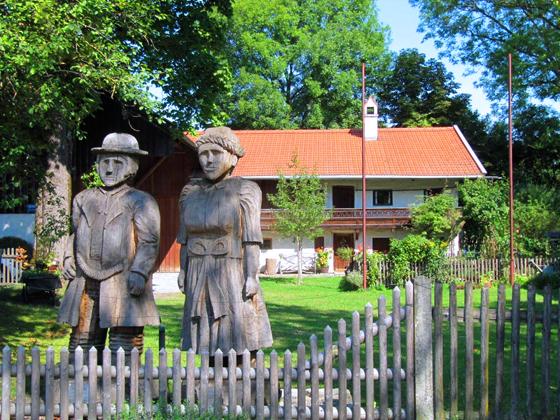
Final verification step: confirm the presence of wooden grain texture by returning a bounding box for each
[200,351,209,413]
[511,284,520,418]
[405,281,414,419]
[480,287,489,419]
[15,347,25,420]
[378,298,388,420]
[88,347,97,420]
[159,348,168,414]
[543,285,552,415]
[352,311,362,420]
[2,346,10,420]
[434,282,444,420]
[526,285,536,417]
[144,349,153,417]
[172,349,181,409]
[256,350,265,420]
[45,347,54,420]
[242,349,251,416]
[130,348,139,409]
[310,335,319,420]
[324,326,334,420]
[186,349,195,406]
[284,350,292,420]
[413,276,433,419]
[214,349,224,417]
[364,304,374,420]
[464,282,474,420]
[449,283,458,418]
[228,349,237,417]
[392,289,401,420]
[102,348,111,420]
[494,284,505,418]
[270,350,279,420]
[74,347,84,420]
[338,319,348,420]
[116,348,125,417]
[297,343,306,420]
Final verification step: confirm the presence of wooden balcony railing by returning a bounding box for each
[261,208,411,229]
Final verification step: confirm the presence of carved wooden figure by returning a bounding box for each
[178,127,273,355]
[58,133,160,360]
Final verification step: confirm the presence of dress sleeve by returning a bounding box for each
[177,181,198,245]
[240,179,263,244]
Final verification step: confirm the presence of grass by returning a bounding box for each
[1,276,559,417]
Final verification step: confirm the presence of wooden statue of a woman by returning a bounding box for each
[177,127,273,354]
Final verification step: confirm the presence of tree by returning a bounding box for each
[376,50,490,147]
[410,191,464,244]
[1,0,231,259]
[220,0,391,129]
[267,157,330,284]
[410,0,560,104]
[458,178,510,258]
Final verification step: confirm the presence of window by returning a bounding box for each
[314,236,325,250]
[372,237,391,254]
[332,186,355,208]
[262,238,272,250]
[424,188,444,198]
[372,190,392,206]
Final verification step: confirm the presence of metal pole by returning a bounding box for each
[508,53,515,286]
[361,63,367,289]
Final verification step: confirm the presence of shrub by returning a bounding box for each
[388,234,448,286]
[336,246,354,262]
[339,271,364,291]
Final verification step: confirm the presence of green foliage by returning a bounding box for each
[335,246,354,263]
[411,1,560,104]
[528,271,560,290]
[459,178,560,258]
[80,165,104,189]
[340,271,365,291]
[267,157,330,283]
[388,234,447,285]
[352,251,385,289]
[411,190,463,243]
[220,0,391,129]
[458,178,510,258]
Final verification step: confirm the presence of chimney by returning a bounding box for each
[363,96,378,141]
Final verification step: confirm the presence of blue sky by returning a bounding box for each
[377,0,492,116]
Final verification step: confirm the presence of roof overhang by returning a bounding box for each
[241,174,487,180]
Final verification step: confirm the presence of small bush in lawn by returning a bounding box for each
[528,271,560,289]
[340,271,364,291]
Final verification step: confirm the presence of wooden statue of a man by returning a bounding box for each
[58,133,160,359]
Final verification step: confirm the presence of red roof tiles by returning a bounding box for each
[191,127,486,178]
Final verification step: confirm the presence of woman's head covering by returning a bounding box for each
[196,127,245,158]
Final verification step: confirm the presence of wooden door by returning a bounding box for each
[333,233,355,271]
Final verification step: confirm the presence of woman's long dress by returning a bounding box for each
[178,177,273,353]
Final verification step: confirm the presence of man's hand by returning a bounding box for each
[245,276,259,299]
[62,257,76,281]
[128,272,146,296]
[177,271,185,294]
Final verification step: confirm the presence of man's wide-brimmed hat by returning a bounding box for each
[91,133,148,156]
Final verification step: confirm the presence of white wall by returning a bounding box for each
[0,214,35,245]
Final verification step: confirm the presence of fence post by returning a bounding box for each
[414,276,433,419]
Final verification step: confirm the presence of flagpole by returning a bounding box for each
[361,62,367,289]
[508,53,515,285]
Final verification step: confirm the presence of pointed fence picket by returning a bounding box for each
[1,278,559,418]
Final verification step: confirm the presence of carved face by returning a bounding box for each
[198,143,238,181]
[97,154,136,188]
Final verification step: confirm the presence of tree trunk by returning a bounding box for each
[34,124,73,266]
[296,237,303,285]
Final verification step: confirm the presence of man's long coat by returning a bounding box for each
[58,184,160,328]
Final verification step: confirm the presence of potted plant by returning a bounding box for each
[336,246,355,267]
[18,248,61,305]
[315,247,331,273]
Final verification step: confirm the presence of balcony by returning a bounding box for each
[261,208,411,230]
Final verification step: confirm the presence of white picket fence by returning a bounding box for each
[0,248,23,284]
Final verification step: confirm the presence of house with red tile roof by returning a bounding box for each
[183,98,487,273]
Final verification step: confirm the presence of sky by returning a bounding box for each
[376,0,493,117]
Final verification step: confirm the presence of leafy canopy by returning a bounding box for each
[410,191,463,244]
[220,0,391,129]
[411,0,560,104]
